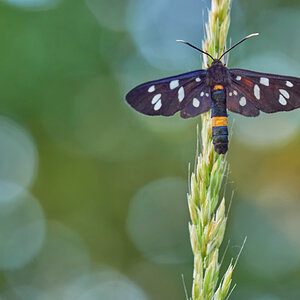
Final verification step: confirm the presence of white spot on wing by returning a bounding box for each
[148,85,155,93]
[195,77,201,82]
[229,92,232,96]
[170,80,179,90]
[236,76,242,81]
[154,99,162,111]
[151,94,161,104]
[239,96,246,106]
[193,98,200,107]
[200,92,204,97]
[279,89,290,99]
[233,90,238,96]
[178,87,185,102]
[254,84,260,100]
[286,81,293,87]
[279,95,287,105]
[260,77,269,86]
[205,93,209,97]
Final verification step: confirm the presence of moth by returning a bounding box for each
[125,33,300,154]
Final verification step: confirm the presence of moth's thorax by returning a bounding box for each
[206,60,231,86]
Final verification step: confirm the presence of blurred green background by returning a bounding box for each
[0,0,299,299]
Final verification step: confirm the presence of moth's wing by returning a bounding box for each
[228,68,300,114]
[226,85,260,117]
[125,70,210,117]
[180,86,211,118]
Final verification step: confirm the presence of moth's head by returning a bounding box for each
[207,58,226,68]
[210,59,223,66]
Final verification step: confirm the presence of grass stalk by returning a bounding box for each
[187,0,233,299]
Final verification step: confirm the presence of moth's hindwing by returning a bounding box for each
[180,86,211,119]
[228,69,300,115]
[226,85,260,117]
[125,70,211,117]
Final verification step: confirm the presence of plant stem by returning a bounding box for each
[187,1,233,299]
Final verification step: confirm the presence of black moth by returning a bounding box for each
[126,33,300,154]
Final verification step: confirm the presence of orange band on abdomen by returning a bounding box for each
[213,85,224,90]
[212,116,228,127]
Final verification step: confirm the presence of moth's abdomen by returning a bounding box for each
[211,117,228,154]
[211,86,228,154]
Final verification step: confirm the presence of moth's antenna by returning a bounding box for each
[176,40,214,60]
[218,33,259,60]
